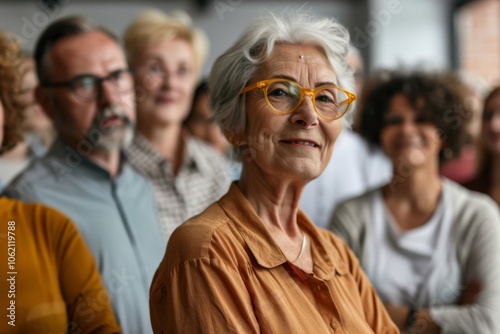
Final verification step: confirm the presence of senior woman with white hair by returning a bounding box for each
[150,10,398,333]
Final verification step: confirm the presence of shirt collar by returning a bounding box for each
[126,133,204,176]
[47,137,125,180]
[126,134,165,176]
[218,182,345,279]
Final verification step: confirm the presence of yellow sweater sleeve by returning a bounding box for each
[50,205,121,333]
[0,198,120,333]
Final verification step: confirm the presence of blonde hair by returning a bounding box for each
[124,9,209,72]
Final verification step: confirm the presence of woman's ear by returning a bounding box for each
[224,130,247,147]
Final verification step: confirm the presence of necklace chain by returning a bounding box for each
[291,233,307,262]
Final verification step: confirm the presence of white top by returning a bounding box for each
[300,129,392,228]
[330,178,500,334]
[368,189,461,308]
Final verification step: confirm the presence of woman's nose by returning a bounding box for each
[399,118,420,134]
[289,95,319,128]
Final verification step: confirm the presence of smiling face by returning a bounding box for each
[240,43,342,181]
[482,90,500,156]
[133,38,198,128]
[381,94,442,168]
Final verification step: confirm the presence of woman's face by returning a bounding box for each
[14,59,51,133]
[186,92,230,154]
[482,91,500,155]
[133,38,198,127]
[380,94,442,168]
[241,43,342,181]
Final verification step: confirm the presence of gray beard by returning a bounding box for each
[88,104,134,152]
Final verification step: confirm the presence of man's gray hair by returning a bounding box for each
[34,16,118,83]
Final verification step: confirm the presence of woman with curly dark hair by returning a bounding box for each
[330,71,500,334]
[0,33,120,333]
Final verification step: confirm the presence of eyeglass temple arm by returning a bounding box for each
[240,81,267,94]
[339,91,357,106]
[41,81,71,87]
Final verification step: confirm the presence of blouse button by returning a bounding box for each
[330,321,339,330]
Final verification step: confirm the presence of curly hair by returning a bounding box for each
[356,70,471,164]
[0,32,24,153]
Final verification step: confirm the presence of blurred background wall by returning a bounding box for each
[0,0,498,85]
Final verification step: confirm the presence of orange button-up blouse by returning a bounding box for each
[150,183,398,334]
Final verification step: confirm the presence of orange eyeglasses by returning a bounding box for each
[240,78,357,121]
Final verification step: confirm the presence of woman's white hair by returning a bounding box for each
[209,9,355,137]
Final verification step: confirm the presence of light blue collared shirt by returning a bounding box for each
[3,139,165,334]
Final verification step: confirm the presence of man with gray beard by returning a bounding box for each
[3,16,165,334]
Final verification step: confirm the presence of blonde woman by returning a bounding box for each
[124,10,232,240]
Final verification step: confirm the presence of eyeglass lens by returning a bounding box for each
[265,80,349,119]
[73,70,133,98]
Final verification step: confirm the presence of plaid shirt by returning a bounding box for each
[126,134,232,241]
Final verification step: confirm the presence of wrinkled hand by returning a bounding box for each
[458,280,483,305]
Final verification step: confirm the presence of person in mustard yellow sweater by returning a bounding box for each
[0,33,120,333]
